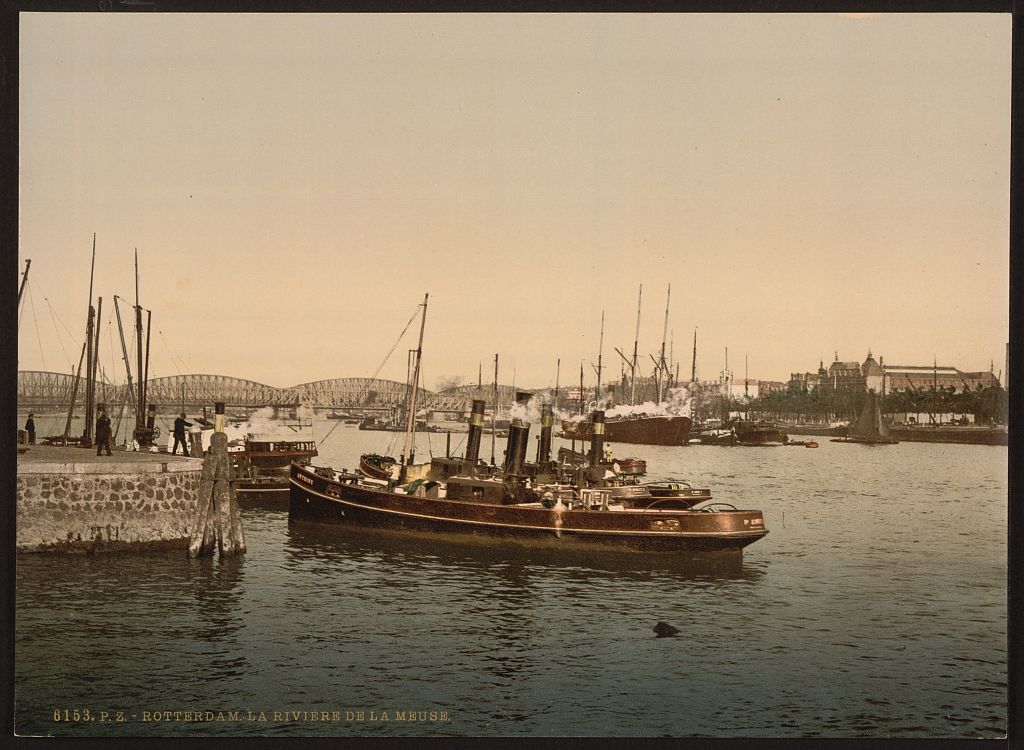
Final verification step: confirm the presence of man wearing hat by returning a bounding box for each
[95,409,113,456]
[172,413,193,456]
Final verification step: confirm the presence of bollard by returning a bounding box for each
[187,430,246,558]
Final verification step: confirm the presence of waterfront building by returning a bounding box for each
[758,380,788,397]
[787,371,821,393]
[881,365,1000,395]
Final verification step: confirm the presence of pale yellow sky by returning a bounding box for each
[18,13,1011,390]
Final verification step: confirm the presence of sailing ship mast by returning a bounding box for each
[82,234,98,446]
[130,250,155,446]
[579,363,585,416]
[690,328,697,383]
[490,353,498,466]
[594,310,604,406]
[134,250,145,432]
[613,285,642,406]
[657,284,671,402]
[61,237,97,444]
[17,259,31,307]
[112,296,138,427]
[631,285,641,404]
[400,293,429,472]
[554,358,560,410]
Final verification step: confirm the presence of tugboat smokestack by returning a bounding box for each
[465,399,486,464]
[537,404,553,464]
[504,421,529,475]
[589,410,606,466]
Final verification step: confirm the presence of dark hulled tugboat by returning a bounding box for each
[290,295,767,556]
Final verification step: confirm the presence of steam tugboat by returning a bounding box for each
[290,294,768,555]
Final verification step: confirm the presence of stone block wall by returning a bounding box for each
[17,459,205,552]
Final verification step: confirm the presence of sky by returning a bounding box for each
[17,12,1011,392]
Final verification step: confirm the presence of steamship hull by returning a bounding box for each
[560,415,693,446]
[288,463,766,554]
[733,423,788,446]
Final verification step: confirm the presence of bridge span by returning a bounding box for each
[17,371,532,413]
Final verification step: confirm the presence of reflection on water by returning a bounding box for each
[14,425,1007,738]
[284,522,763,585]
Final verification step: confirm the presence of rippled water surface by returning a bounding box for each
[15,422,1007,737]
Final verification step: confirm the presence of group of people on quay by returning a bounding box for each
[20,411,193,457]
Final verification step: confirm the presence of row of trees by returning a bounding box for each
[733,384,1008,425]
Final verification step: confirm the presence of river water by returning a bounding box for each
[15,419,1008,738]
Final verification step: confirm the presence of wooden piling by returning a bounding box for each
[187,431,246,558]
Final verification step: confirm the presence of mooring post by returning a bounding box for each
[187,403,246,558]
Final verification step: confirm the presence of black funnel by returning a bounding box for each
[465,399,486,464]
[588,410,605,465]
[536,404,553,463]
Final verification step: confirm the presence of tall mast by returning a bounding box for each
[17,259,31,306]
[113,296,137,419]
[691,328,698,383]
[143,308,152,411]
[631,284,641,404]
[91,295,103,413]
[669,330,678,391]
[595,310,604,406]
[134,249,144,427]
[657,283,671,402]
[62,341,87,442]
[400,293,429,470]
[491,352,499,463]
[579,363,585,416]
[82,235,97,444]
[554,358,560,409]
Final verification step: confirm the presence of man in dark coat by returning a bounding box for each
[95,409,113,456]
[172,413,193,456]
[24,413,35,444]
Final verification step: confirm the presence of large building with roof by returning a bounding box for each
[881,365,999,394]
[789,353,1000,396]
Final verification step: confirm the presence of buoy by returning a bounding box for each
[805,442,819,448]
[653,622,679,638]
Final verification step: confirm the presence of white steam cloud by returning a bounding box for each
[565,386,693,422]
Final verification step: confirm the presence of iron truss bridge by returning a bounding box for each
[17,371,532,413]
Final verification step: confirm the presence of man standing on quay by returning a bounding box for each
[172,413,193,456]
[95,409,113,456]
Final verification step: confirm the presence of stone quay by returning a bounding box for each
[16,445,204,552]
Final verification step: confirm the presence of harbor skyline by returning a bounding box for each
[17,13,1010,390]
